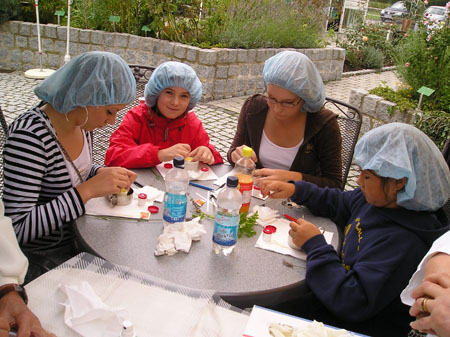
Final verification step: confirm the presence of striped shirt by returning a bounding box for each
[3,104,101,249]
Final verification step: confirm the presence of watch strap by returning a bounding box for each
[0,283,28,304]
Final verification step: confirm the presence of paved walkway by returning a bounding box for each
[0,69,400,189]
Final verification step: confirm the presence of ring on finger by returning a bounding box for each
[421,297,430,314]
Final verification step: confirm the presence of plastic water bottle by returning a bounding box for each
[234,146,256,214]
[212,176,243,255]
[163,156,189,227]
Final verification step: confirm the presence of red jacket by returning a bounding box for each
[105,102,223,168]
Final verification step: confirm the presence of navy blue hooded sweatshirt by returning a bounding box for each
[290,181,449,336]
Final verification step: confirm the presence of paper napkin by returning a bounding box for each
[84,185,164,220]
[59,281,128,337]
[254,218,334,261]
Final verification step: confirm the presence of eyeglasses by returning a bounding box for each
[265,95,302,108]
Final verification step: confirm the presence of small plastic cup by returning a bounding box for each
[184,157,199,171]
[263,225,277,242]
[138,193,147,206]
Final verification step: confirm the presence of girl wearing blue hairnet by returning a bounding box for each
[104,61,223,168]
[3,51,137,256]
[227,51,342,189]
[258,123,450,336]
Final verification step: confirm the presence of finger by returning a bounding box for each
[411,280,445,300]
[410,316,435,334]
[423,272,450,288]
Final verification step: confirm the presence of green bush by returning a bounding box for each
[0,0,20,24]
[393,20,450,113]
[336,22,399,69]
[362,46,384,69]
[414,110,450,150]
[214,0,326,49]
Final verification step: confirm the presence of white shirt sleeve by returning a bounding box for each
[401,231,450,306]
[0,200,28,286]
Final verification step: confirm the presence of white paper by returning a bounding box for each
[157,161,218,181]
[84,186,164,219]
[254,219,334,261]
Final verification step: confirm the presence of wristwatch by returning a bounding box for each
[0,284,28,304]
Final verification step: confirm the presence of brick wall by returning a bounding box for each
[0,21,345,101]
[349,88,419,136]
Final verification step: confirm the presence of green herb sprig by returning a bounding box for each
[238,211,258,238]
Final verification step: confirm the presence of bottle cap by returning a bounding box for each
[173,156,184,168]
[148,205,159,214]
[138,193,147,200]
[200,167,209,172]
[242,146,253,158]
[164,163,173,169]
[226,176,239,188]
[121,320,135,337]
[263,225,277,234]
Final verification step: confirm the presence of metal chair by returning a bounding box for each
[91,65,156,165]
[323,97,362,189]
[0,107,8,198]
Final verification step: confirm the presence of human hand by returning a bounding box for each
[230,145,258,164]
[158,144,191,163]
[77,167,137,202]
[0,291,56,337]
[189,146,214,165]
[409,272,450,337]
[288,219,322,248]
[259,180,295,199]
[254,168,302,183]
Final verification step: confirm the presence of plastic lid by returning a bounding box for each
[173,156,185,168]
[201,167,209,172]
[242,146,253,158]
[263,225,277,234]
[164,163,173,169]
[226,176,239,188]
[138,193,147,199]
[121,320,135,337]
[185,156,193,162]
[148,205,159,214]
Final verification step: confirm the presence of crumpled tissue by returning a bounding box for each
[249,205,279,227]
[154,217,206,256]
[59,281,128,337]
[269,320,351,337]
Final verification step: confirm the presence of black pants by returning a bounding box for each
[23,240,80,285]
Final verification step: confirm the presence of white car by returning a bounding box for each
[423,6,448,23]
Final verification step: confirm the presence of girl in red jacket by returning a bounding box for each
[105,61,223,168]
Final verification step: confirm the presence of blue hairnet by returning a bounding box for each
[34,51,136,114]
[354,123,450,211]
[262,51,325,113]
[144,61,202,111]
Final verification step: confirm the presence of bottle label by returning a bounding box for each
[163,193,187,223]
[212,212,239,246]
[236,174,253,214]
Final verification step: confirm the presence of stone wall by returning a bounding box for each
[349,88,419,136]
[0,21,345,101]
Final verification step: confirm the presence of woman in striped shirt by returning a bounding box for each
[3,51,137,255]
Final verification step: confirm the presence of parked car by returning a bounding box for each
[423,6,448,23]
[380,1,407,23]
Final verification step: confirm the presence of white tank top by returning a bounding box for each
[65,132,91,186]
[259,130,303,170]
